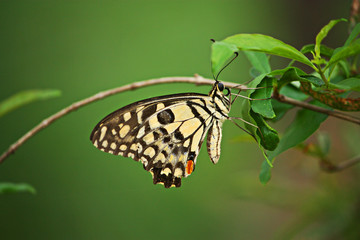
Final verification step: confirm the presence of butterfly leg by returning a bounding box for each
[227,116,263,142]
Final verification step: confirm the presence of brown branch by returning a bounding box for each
[0,75,248,164]
[320,155,360,173]
[273,92,360,125]
[1,75,360,165]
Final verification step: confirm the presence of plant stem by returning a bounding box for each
[272,89,360,124]
[320,155,360,172]
[317,64,329,86]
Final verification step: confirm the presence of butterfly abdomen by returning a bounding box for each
[206,120,223,164]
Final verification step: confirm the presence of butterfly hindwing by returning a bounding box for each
[90,93,217,188]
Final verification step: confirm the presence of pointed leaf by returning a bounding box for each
[344,23,360,46]
[211,41,238,77]
[250,76,275,119]
[250,110,279,151]
[222,34,316,70]
[271,84,308,121]
[315,18,347,59]
[240,75,279,150]
[243,51,271,74]
[259,157,273,184]
[269,101,329,159]
[259,100,329,184]
[270,67,306,77]
[300,44,334,57]
[325,39,360,70]
[0,182,36,194]
[334,77,360,92]
[0,89,61,118]
[277,68,323,89]
[317,132,331,157]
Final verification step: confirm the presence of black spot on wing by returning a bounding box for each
[174,178,181,187]
[174,129,184,140]
[153,131,160,140]
[161,150,168,158]
[159,127,168,135]
[173,146,180,155]
[157,109,175,124]
[152,167,162,184]
[161,163,174,188]
[141,104,157,122]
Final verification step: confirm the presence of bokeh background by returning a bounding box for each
[1,0,359,239]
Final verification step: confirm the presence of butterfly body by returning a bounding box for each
[90,82,230,188]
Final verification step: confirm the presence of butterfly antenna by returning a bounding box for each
[210,39,238,81]
[215,52,239,81]
[210,39,217,80]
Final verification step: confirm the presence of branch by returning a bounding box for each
[0,75,247,164]
[1,75,359,165]
[320,155,360,173]
[272,92,360,125]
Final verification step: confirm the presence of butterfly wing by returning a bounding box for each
[90,93,216,188]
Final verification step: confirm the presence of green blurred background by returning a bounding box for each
[1,1,359,239]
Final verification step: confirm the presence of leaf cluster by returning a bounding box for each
[211,19,360,184]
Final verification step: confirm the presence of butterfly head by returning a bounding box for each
[209,81,231,113]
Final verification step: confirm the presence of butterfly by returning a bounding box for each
[89,80,237,188]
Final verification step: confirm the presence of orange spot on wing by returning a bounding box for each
[186,160,194,175]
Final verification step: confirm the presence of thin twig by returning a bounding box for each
[273,92,360,125]
[1,75,360,165]
[0,75,247,164]
[320,155,360,173]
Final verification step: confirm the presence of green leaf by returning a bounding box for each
[325,39,360,70]
[222,34,316,70]
[259,158,273,184]
[0,182,36,194]
[249,67,262,78]
[250,110,279,151]
[250,76,275,119]
[270,66,306,77]
[0,89,61,118]
[317,132,331,157]
[243,73,268,99]
[271,84,308,121]
[211,41,238,78]
[344,23,360,46]
[240,74,279,150]
[335,78,360,92]
[279,84,309,100]
[240,74,269,128]
[241,74,266,136]
[336,60,351,78]
[315,18,347,59]
[271,100,293,122]
[277,68,324,89]
[241,75,279,150]
[300,44,334,58]
[269,101,328,159]
[243,51,271,74]
[302,75,325,86]
[259,101,329,184]
[239,74,278,169]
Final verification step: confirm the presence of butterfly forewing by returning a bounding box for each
[90,90,227,188]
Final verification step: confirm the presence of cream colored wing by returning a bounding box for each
[90,93,216,188]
